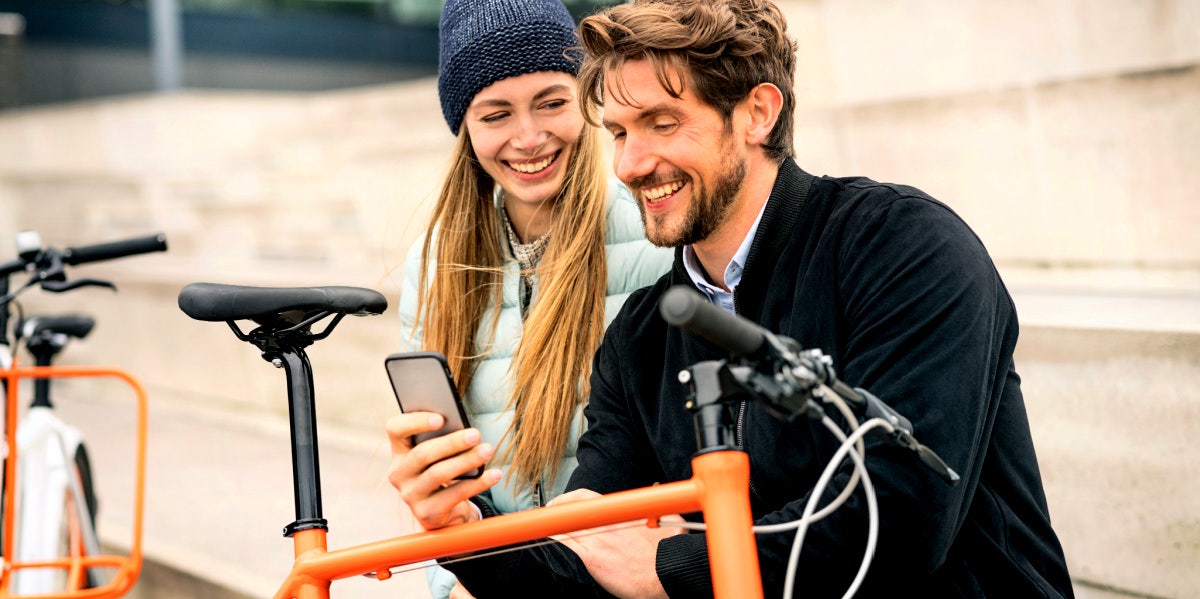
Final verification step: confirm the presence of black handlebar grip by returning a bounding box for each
[62,233,168,266]
[0,258,24,278]
[658,285,764,356]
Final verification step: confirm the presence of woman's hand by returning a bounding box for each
[386,412,501,530]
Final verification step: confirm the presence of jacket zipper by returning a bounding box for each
[731,294,761,503]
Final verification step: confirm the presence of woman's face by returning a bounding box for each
[464,71,585,211]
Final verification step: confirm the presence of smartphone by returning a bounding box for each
[384,351,481,479]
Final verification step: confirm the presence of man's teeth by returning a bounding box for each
[510,155,555,174]
[643,181,684,202]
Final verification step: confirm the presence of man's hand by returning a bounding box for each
[448,581,476,599]
[549,489,686,599]
[386,412,501,530]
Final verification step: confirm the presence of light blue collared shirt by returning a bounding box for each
[682,197,769,314]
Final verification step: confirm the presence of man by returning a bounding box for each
[389,0,1073,596]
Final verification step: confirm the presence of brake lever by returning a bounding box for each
[851,386,960,484]
[40,278,118,293]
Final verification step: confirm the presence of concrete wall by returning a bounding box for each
[1,1,1198,597]
[784,0,1200,291]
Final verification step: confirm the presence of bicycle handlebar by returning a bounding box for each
[1,232,168,280]
[1,232,169,345]
[62,233,168,266]
[0,259,22,279]
[659,286,765,357]
[661,284,961,484]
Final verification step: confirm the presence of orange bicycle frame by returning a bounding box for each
[275,449,761,599]
[0,364,147,599]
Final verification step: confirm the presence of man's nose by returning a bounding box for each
[615,135,655,184]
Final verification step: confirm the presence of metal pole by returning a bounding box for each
[0,12,24,107]
[149,0,183,91]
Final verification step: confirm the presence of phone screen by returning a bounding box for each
[384,352,481,478]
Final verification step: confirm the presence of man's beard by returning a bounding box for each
[639,149,747,248]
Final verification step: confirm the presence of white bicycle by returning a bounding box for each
[0,230,165,598]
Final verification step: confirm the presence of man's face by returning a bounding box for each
[601,60,747,248]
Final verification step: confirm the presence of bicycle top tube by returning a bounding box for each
[275,449,763,599]
[178,283,387,325]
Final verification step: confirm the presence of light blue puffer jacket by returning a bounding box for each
[397,180,671,598]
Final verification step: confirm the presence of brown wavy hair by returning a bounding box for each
[578,0,797,163]
[413,122,608,489]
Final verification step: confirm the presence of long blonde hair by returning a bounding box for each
[415,121,608,488]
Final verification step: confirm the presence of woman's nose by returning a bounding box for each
[510,113,548,153]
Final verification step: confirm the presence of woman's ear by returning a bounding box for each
[743,83,784,147]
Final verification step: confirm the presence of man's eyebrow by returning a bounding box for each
[603,103,679,130]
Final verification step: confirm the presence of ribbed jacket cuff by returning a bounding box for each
[656,533,714,597]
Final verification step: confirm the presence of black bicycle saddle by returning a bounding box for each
[178,282,387,326]
[20,314,96,341]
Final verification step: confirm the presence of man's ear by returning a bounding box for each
[743,83,784,147]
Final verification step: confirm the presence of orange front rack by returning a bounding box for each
[1,365,147,599]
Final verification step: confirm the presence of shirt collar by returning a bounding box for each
[682,196,769,304]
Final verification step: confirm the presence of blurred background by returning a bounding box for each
[0,0,1197,598]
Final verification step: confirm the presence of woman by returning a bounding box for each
[389,0,671,597]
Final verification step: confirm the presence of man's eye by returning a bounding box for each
[652,122,677,133]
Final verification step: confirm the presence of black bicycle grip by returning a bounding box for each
[62,233,168,265]
[0,258,24,278]
[659,285,764,356]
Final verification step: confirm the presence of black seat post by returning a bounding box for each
[28,342,57,409]
[263,342,328,538]
[23,315,94,409]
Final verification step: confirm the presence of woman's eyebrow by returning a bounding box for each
[471,84,570,110]
[471,97,512,110]
[532,84,571,102]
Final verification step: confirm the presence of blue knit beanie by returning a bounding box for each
[438,0,581,135]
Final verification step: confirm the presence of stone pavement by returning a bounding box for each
[56,387,432,599]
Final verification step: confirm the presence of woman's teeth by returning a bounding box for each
[510,155,555,174]
[642,181,684,203]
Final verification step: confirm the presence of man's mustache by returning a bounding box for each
[626,170,689,193]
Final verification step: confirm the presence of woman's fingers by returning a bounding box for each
[385,412,442,456]
[389,417,493,488]
[386,411,501,529]
[408,468,502,528]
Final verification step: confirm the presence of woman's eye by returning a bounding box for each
[541,99,568,110]
[480,112,508,123]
